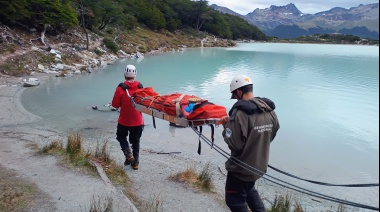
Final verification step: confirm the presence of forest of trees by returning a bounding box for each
[0,0,268,41]
[287,34,379,45]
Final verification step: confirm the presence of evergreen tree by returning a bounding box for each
[0,0,30,24]
[0,0,268,41]
[203,11,232,39]
[26,0,78,29]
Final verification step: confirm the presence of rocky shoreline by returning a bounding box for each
[0,25,235,81]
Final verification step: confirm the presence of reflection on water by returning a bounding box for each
[21,43,379,206]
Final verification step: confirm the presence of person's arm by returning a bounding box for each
[270,111,280,141]
[219,116,229,128]
[222,113,248,152]
[111,87,121,109]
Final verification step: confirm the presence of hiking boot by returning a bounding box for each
[131,159,139,170]
[122,148,134,166]
[124,155,134,166]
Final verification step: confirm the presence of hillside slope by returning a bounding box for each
[0,25,234,77]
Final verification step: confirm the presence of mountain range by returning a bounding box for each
[211,3,379,39]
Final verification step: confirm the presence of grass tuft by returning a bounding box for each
[294,201,304,212]
[94,140,111,164]
[270,194,292,212]
[66,131,83,157]
[142,193,163,212]
[169,167,198,184]
[197,163,214,192]
[38,132,137,209]
[267,194,304,212]
[104,163,129,186]
[39,131,129,186]
[337,203,347,212]
[169,163,214,192]
[87,194,113,212]
[40,140,64,153]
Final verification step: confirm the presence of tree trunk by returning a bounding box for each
[98,18,112,31]
[79,0,89,50]
[196,17,205,31]
[98,21,105,30]
[197,19,205,31]
[114,24,121,42]
[40,24,48,46]
[83,26,89,50]
[196,17,201,31]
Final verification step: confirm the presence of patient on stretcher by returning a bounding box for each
[132,87,227,121]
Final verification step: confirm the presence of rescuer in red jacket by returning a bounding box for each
[112,64,144,170]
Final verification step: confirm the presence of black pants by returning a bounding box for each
[116,124,143,159]
[225,173,265,212]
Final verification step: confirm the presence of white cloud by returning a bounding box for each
[208,0,378,14]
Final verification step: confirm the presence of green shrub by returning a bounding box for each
[197,163,213,191]
[137,45,148,53]
[94,49,103,56]
[106,28,115,35]
[103,38,119,54]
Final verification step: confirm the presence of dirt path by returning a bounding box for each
[0,128,116,211]
[0,85,139,211]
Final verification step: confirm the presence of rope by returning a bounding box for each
[190,127,379,211]
[268,165,379,187]
[147,96,158,109]
[136,95,159,109]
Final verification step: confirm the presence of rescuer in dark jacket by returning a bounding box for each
[220,75,280,212]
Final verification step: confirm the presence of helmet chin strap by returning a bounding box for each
[236,90,244,100]
[239,93,244,100]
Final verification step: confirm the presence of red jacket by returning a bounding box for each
[112,80,143,127]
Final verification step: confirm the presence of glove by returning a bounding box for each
[110,106,118,111]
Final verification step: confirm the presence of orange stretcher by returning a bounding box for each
[131,87,227,127]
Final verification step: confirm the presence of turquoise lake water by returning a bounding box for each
[21,43,379,207]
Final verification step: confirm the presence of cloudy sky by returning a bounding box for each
[207,0,379,15]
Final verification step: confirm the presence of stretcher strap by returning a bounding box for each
[152,111,156,129]
[197,126,203,155]
[175,94,186,117]
[140,97,151,106]
[147,96,158,109]
[210,124,215,149]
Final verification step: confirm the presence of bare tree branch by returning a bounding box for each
[30,37,41,45]
[40,24,48,46]
[0,24,16,44]
[78,0,89,50]
[114,24,121,42]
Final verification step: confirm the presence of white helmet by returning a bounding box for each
[124,64,137,78]
[230,75,253,99]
